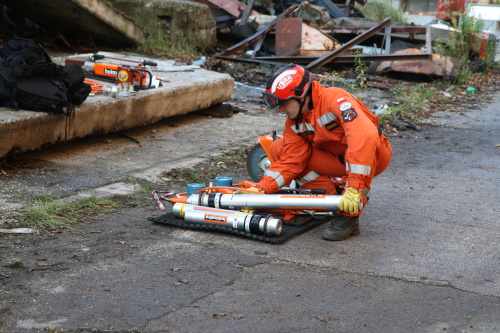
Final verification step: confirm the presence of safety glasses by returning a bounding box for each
[262,92,295,109]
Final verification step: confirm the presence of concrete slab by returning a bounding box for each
[109,0,218,49]
[0,52,234,158]
[0,0,145,47]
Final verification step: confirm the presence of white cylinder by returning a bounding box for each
[172,203,282,236]
[184,192,354,212]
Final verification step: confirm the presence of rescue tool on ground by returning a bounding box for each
[154,178,362,238]
[83,53,157,93]
[172,203,282,236]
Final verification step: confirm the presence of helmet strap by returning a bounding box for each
[295,98,306,130]
[307,86,314,110]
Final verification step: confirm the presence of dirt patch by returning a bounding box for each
[161,146,251,187]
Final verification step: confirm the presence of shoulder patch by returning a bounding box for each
[339,102,352,111]
[341,108,357,121]
[325,120,340,131]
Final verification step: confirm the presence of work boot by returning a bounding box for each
[322,215,360,241]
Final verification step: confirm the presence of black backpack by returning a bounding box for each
[0,37,91,116]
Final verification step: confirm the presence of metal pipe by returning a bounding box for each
[172,203,282,236]
[182,192,360,212]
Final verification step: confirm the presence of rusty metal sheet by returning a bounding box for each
[298,23,341,56]
[376,49,458,77]
[276,17,303,57]
[216,4,299,57]
[306,18,392,70]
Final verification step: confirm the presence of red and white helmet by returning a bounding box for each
[262,64,312,109]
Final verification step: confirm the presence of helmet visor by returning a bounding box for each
[262,92,280,109]
[262,92,296,109]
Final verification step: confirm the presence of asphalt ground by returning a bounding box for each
[0,79,499,333]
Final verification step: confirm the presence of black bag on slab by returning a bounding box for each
[12,77,69,112]
[0,37,90,116]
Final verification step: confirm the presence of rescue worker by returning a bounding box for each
[240,63,392,241]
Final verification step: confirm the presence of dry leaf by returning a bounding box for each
[316,314,330,322]
[332,269,345,275]
[36,261,50,267]
[232,313,244,319]
[172,267,182,271]
[351,283,361,287]
[174,281,183,286]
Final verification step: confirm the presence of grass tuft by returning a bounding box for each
[13,195,119,230]
[358,0,407,23]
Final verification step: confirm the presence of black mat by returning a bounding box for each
[148,213,331,244]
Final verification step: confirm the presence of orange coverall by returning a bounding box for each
[255,82,392,215]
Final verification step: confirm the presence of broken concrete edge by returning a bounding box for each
[1,0,145,47]
[0,69,234,159]
[77,0,146,45]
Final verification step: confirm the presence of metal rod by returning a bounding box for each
[183,193,359,212]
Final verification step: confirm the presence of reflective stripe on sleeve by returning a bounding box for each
[295,171,320,186]
[346,162,372,175]
[317,113,337,127]
[290,122,315,135]
[264,170,286,187]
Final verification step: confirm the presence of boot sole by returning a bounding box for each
[322,226,360,241]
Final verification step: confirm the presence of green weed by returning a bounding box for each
[380,83,446,124]
[354,50,368,89]
[358,0,407,23]
[163,146,248,184]
[318,71,357,93]
[137,24,199,58]
[12,195,119,230]
[432,12,493,84]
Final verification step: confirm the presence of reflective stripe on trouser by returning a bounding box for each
[270,136,392,215]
